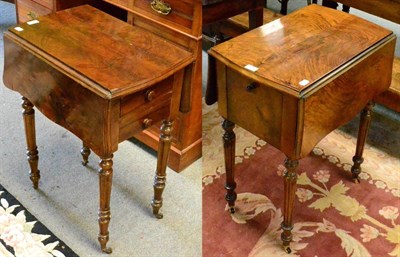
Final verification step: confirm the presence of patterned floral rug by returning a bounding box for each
[0,184,78,257]
[203,101,400,257]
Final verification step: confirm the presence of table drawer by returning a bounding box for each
[119,104,170,141]
[225,68,283,147]
[17,0,52,23]
[136,0,194,29]
[31,0,53,10]
[106,0,195,30]
[119,75,173,129]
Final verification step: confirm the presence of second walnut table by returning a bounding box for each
[208,4,396,253]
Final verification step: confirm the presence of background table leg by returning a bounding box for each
[281,158,299,254]
[222,119,237,214]
[280,0,289,15]
[351,101,374,183]
[22,96,40,189]
[98,155,113,254]
[152,119,173,219]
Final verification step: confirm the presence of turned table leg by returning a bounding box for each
[80,143,91,166]
[222,119,236,214]
[22,96,40,189]
[281,158,299,254]
[98,155,113,254]
[151,119,173,219]
[280,0,288,15]
[351,101,374,183]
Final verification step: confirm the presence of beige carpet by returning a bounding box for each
[0,2,202,256]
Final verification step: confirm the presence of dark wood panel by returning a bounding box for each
[202,0,264,25]
[3,35,120,156]
[332,0,400,24]
[10,5,193,99]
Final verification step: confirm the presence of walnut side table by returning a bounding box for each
[208,4,396,253]
[3,5,196,253]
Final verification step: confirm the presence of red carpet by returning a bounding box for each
[202,102,400,257]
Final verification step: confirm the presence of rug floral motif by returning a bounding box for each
[202,101,400,257]
[0,185,79,257]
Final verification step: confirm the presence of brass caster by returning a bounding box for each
[353,177,360,184]
[102,247,112,254]
[82,160,88,166]
[283,245,291,254]
[30,173,40,189]
[154,212,163,219]
[229,207,235,214]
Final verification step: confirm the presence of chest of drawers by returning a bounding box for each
[15,0,89,23]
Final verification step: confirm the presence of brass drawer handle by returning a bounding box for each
[150,0,172,15]
[27,11,38,20]
[145,90,155,101]
[143,118,153,128]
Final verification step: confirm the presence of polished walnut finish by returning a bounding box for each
[105,0,203,172]
[208,4,396,252]
[22,97,40,189]
[320,0,400,113]
[351,101,374,183]
[151,120,173,219]
[281,158,298,252]
[14,0,199,172]
[222,119,236,214]
[3,4,197,253]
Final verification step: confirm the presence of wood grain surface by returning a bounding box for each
[209,4,394,96]
[3,35,121,157]
[8,5,193,99]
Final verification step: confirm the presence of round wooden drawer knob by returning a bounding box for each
[145,90,155,101]
[143,118,153,128]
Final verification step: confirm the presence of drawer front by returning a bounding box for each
[17,0,52,23]
[119,75,173,129]
[105,0,198,33]
[119,104,170,141]
[31,0,53,10]
[134,0,194,30]
[225,68,283,147]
